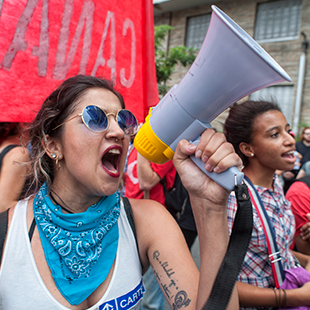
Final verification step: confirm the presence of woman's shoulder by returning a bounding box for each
[127,198,182,241]
[127,198,171,222]
[1,143,30,161]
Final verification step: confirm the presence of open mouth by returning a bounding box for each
[282,150,296,162]
[101,147,122,176]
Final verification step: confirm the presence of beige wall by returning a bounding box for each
[154,0,310,133]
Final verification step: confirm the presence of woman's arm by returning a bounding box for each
[133,129,241,309]
[132,198,200,309]
[238,249,310,309]
[136,153,161,191]
[132,197,238,310]
[238,281,310,308]
[0,146,30,212]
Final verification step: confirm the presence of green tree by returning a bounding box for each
[155,25,197,96]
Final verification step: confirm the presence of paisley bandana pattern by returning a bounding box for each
[33,183,120,305]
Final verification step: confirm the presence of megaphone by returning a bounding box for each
[134,5,291,191]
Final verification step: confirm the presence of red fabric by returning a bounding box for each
[141,0,159,115]
[0,0,158,122]
[124,148,176,206]
[286,181,310,236]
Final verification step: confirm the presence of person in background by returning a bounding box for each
[224,100,310,309]
[0,75,240,309]
[275,130,302,193]
[123,144,176,310]
[296,127,310,165]
[296,160,310,179]
[0,122,30,212]
[286,175,310,255]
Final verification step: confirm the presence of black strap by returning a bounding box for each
[0,144,20,171]
[0,208,36,263]
[0,209,9,262]
[202,183,253,310]
[28,218,36,242]
[123,197,137,242]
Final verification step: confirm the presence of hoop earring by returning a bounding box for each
[56,158,61,170]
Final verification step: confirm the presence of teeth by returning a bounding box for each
[284,150,294,156]
[108,149,120,155]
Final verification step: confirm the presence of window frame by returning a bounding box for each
[249,85,295,124]
[185,13,211,49]
[254,0,302,43]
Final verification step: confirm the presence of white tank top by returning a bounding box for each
[0,197,144,310]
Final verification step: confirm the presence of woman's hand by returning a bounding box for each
[173,129,242,206]
[300,214,310,241]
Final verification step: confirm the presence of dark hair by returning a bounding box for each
[28,75,125,192]
[0,122,19,144]
[224,100,281,167]
[300,127,310,142]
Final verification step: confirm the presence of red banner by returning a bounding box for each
[0,0,158,122]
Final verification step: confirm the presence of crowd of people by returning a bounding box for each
[0,75,310,310]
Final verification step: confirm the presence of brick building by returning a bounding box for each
[153,0,310,135]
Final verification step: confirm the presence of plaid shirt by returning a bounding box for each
[227,175,296,310]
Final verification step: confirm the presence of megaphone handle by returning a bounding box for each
[189,138,243,191]
[190,156,244,191]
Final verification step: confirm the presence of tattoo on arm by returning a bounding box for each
[151,250,191,309]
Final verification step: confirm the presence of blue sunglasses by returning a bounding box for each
[53,105,138,136]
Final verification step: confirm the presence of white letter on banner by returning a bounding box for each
[1,0,39,70]
[32,0,49,77]
[120,18,135,88]
[91,11,116,82]
[53,0,94,80]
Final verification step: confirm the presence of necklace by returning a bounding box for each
[50,189,73,214]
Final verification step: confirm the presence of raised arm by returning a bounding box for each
[174,129,241,310]
[133,128,241,309]
[136,152,161,191]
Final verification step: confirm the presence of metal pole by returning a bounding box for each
[293,32,308,135]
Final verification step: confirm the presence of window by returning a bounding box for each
[186,13,211,49]
[254,0,301,42]
[250,85,294,124]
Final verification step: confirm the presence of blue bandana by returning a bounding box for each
[33,183,120,305]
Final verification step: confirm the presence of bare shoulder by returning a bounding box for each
[5,145,30,161]
[127,198,177,232]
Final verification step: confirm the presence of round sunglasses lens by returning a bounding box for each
[82,106,108,132]
[117,110,138,135]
